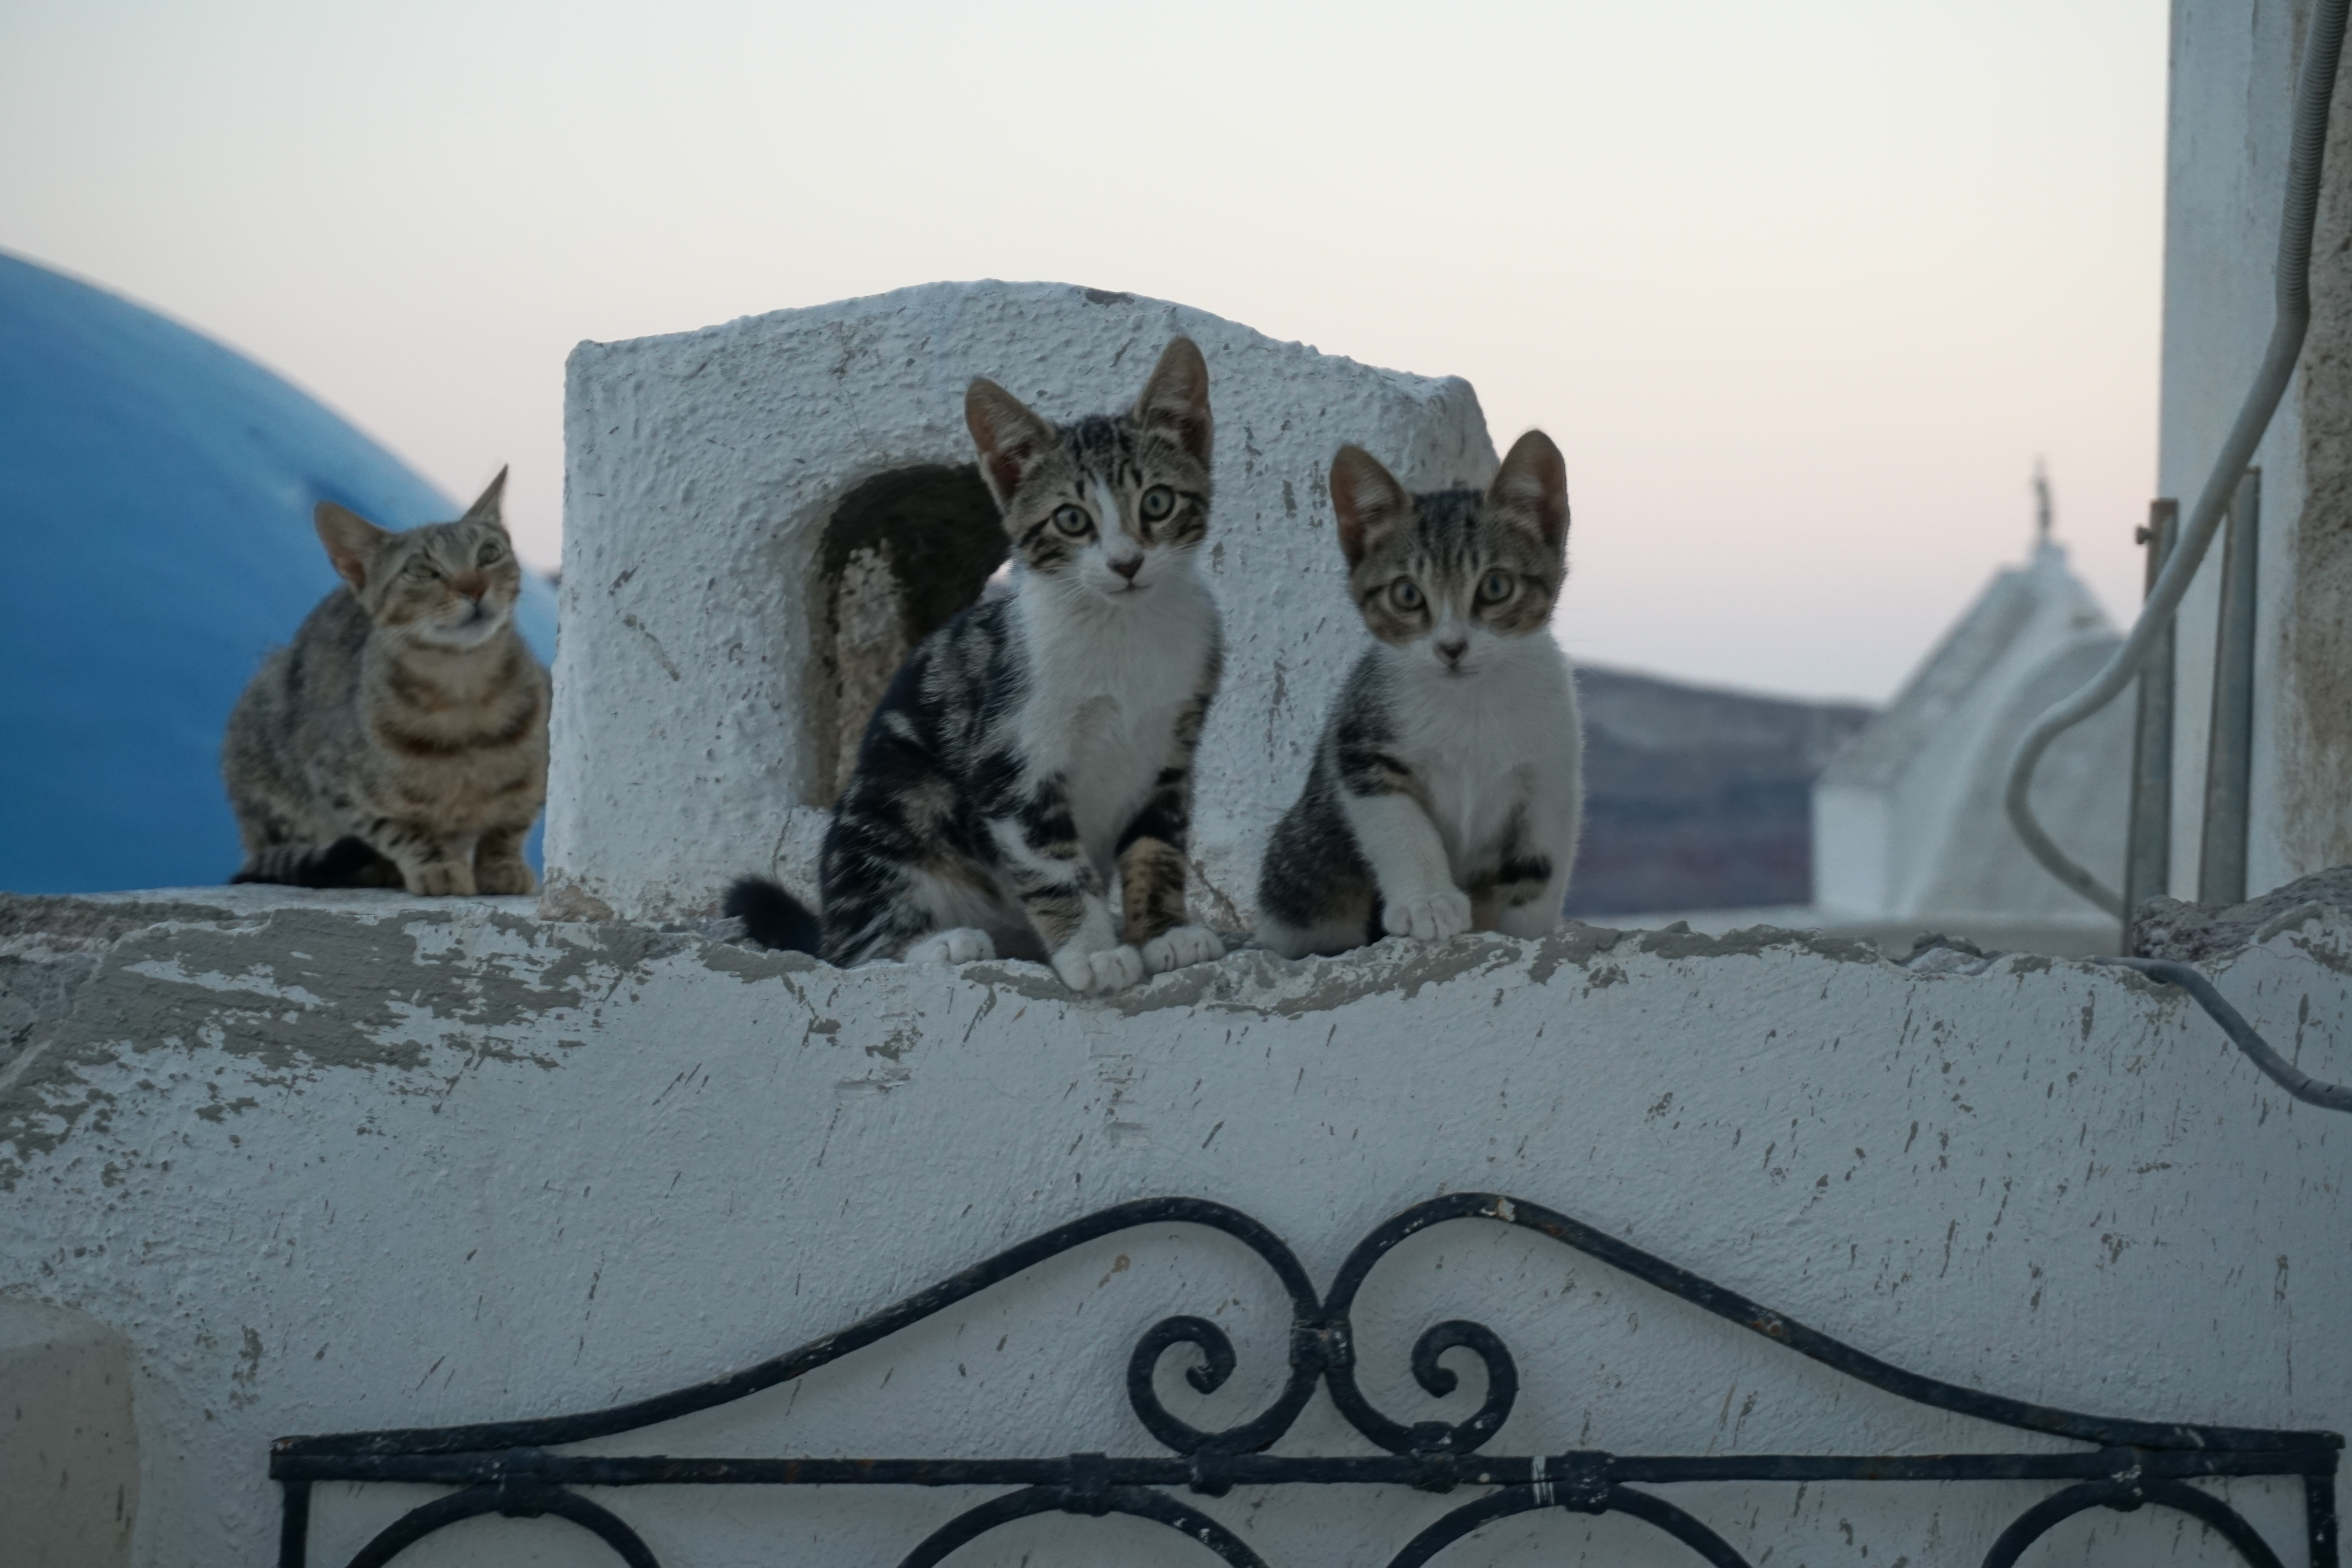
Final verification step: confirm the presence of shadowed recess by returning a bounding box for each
[806,463,1006,805]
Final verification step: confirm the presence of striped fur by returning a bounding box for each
[1257,432,1583,957]
[729,340,1225,994]
[221,470,549,895]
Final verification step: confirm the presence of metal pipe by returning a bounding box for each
[2122,499,2179,942]
[2095,955,2352,1112]
[2199,468,2262,904]
[2005,0,2349,915]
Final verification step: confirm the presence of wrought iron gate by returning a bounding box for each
[272,1192,2340,1566]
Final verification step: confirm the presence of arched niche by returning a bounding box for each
[804,463,1007,805]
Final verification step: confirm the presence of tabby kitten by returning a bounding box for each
[727,339,1227,995]
[1256,432,1582,957]
[222,470,549,895]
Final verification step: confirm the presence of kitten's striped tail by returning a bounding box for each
[230,836,392,888]
[723,876,823,956]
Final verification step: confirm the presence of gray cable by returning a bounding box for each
[2004,0,2350,917]
[2094,955,2352,1112]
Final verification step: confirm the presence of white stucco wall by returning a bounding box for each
[2,888,2344,1567]
[547,281,1496,927]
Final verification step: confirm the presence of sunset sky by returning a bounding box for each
[1,0,2170,701]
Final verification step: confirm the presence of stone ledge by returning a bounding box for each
[2133,862,2352,961]
[2,886,2346,1564]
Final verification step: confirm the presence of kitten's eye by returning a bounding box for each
[1139,485,1175,521]
[1051,504,1092,537]
[477,541,503,566]
[1389,579,1424,611]
[1478,570,1514,604]
[404,558,437,580]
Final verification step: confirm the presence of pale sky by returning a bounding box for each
[0,1,2169,702]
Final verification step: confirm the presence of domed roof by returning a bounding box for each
[0,252,556,892]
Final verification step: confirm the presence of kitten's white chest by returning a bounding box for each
[1391,643,1581,871]
[1014,576,1218,872]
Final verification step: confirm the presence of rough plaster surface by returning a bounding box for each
[550,280,1498,926]
[1,887,2345,1566]
[2288,20,2352,873]
[0,1297,138,1566]
[2133,861,2352,961]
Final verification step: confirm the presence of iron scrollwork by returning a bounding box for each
[272,1193,2341,1567]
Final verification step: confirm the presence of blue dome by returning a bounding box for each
[0,252,557,893]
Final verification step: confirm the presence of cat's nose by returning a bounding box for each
[452,572,487,602]
[1110,556,1142,581]
[1436,636,1468,664]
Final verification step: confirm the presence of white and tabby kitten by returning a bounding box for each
[1256,432,1582,957]
[729,339,1226,995]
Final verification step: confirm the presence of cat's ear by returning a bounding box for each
[1132,337,1212,464]
[315,502,390,591]
[460,466,509,531]
[965,379,1058,506]
[1328,445,1411,568]
[1486,430,1569,556]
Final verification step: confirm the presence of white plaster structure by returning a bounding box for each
[2157,0,2352,892]
[2,887,2347,1566]
[1812,536,2129,941]
[1,1298,137,1566]
[547,282,1496,928]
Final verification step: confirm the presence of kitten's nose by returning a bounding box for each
[1436,636,1468,664]
[1110,556,1142,581]
[452,572,487,603]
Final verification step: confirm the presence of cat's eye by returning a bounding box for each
[1139,486,1175,521]
[477,542,503,566]
[404,558,438,580]
[1477,570,1514,604]
[1051,504,1093,537]
[1389,579,1424,611]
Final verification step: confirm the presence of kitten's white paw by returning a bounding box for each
[1052,941,1147,994]
[1385,890,1472,942]
[907,927,996,966]
[1141,925,1224,974]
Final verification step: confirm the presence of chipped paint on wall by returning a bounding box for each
[2,887,2347,1564]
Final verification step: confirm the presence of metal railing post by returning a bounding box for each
[2123,499,2179,948]
[2200,468,2261,905]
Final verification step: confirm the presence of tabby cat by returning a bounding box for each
[1255,432,1582,956]
[221,470,549,894]
[727,339,1227,995]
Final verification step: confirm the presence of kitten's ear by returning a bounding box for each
[965,379,1058,506]
[1132,337,1212,464]
[460,466,509,531]
[315,502,390,591]
[1487,430,1569,556]
[1328,445,1411,568]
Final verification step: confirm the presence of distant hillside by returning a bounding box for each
[1568,666,1875,916]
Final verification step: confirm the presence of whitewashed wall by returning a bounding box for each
[547,282,1496,927]
[2,888,2345,1566]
